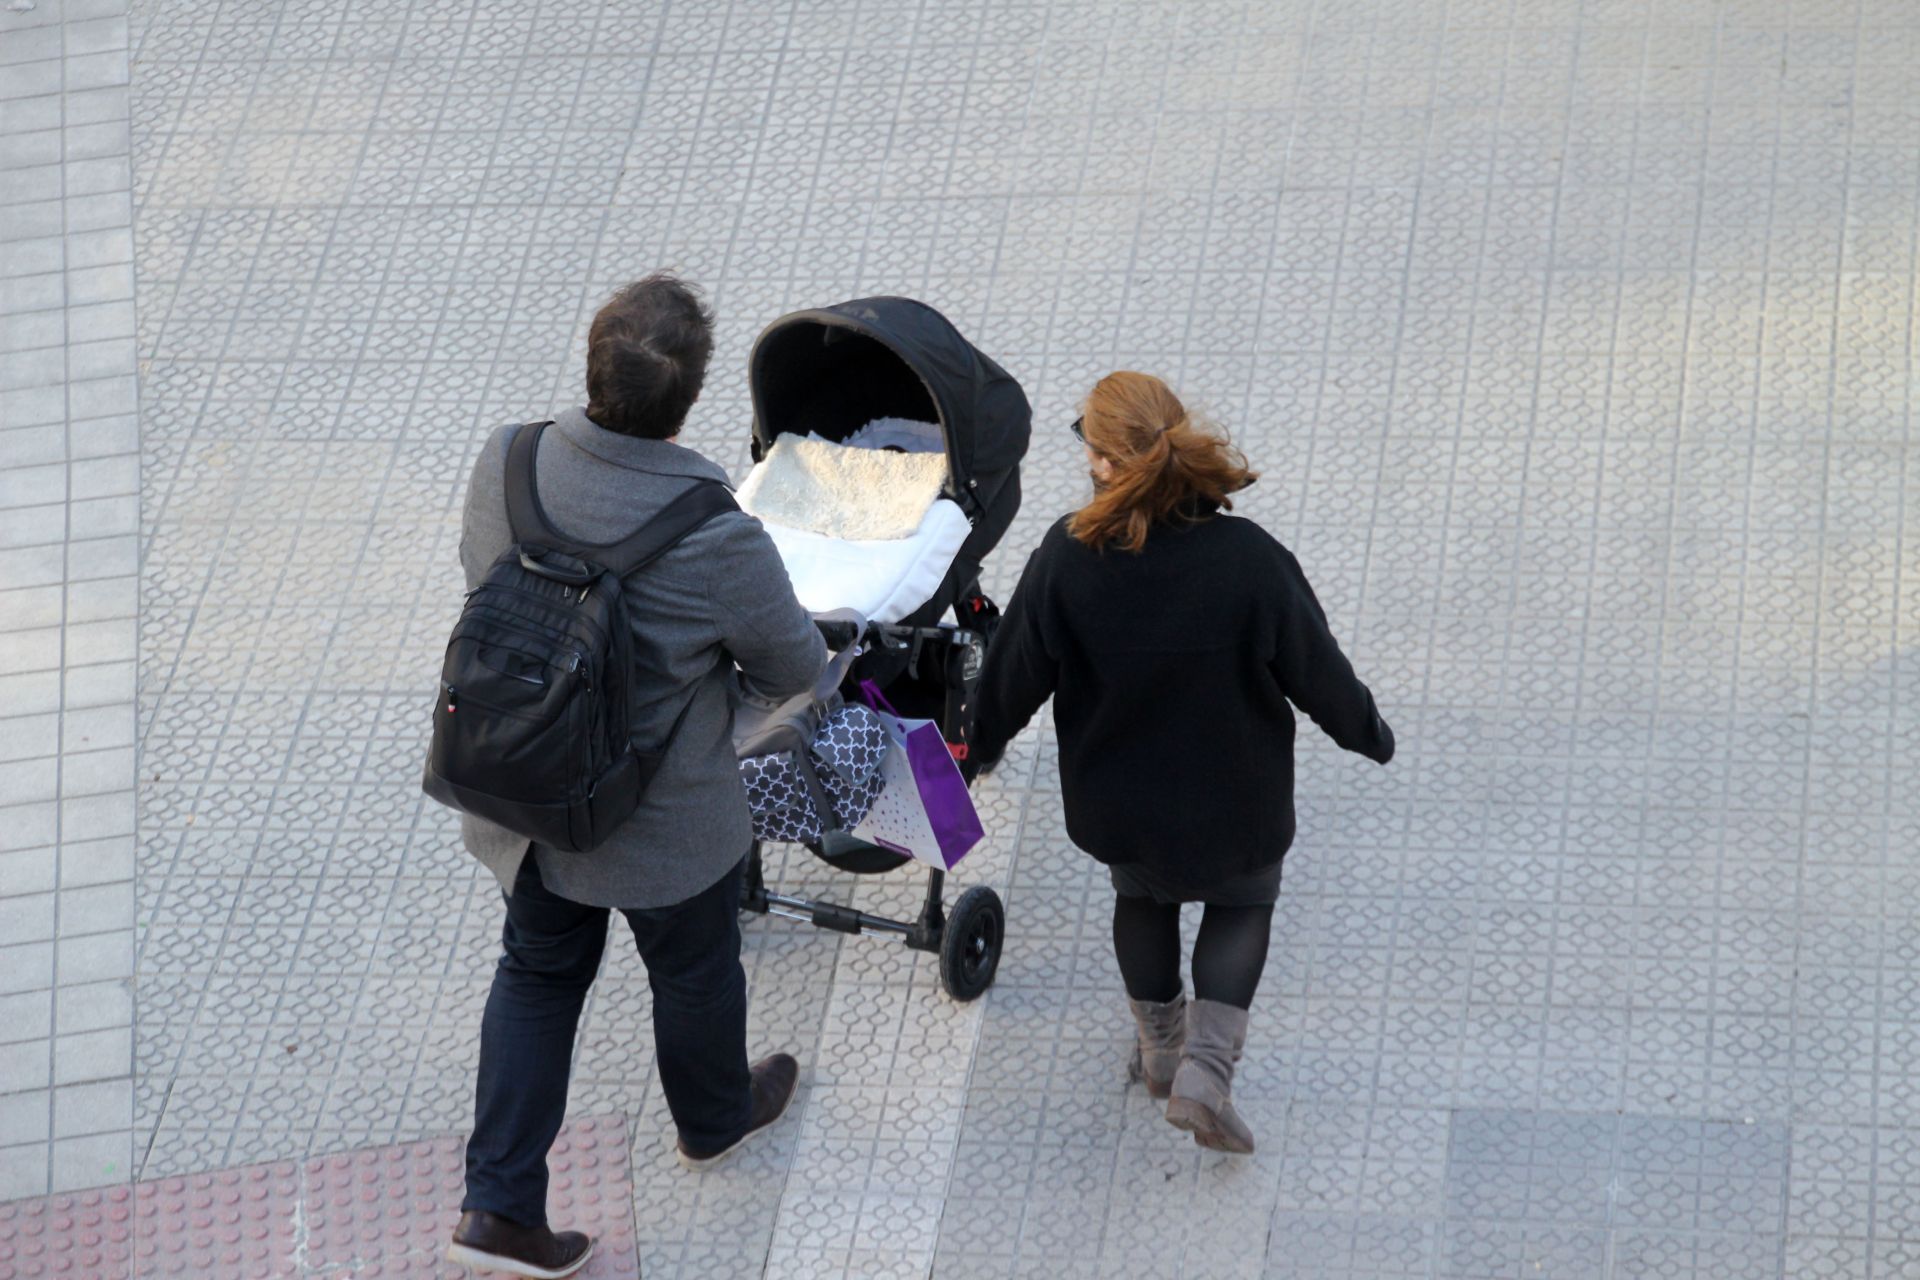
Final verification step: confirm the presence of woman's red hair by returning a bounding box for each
[1067,371,1256,554]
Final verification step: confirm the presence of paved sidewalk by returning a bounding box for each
[0,0,139,1207]
[5,0,1920,1276]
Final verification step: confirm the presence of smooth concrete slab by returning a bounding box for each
[0,0,138,1205]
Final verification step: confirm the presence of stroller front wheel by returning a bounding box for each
[939,885,1005,1002]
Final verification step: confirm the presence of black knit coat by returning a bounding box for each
[968,510,1394,882]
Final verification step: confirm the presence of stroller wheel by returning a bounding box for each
[939,886,1005,1002]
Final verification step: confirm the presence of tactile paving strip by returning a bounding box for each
[0,1115,635,1279]
[0,1184,137,1280]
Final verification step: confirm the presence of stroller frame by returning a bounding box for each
[741,607,1007,1002]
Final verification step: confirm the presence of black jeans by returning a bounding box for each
[462,853,753,1227]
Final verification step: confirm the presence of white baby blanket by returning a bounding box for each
[757,499,972,624]
[736,435,947,542]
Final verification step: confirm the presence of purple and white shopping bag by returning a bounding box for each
[848,680,984,870]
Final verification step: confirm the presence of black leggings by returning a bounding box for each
[1112,894,1274,1009]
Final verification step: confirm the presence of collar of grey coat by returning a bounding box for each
[550,405,735,488]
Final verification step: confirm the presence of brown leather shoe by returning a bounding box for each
[676,1052,800,1170]
[445,1210,593,1279]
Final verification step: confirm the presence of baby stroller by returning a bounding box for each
[735,297,1030,1001]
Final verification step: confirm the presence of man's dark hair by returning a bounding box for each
[584,273,715,439]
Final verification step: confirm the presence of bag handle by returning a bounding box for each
[792,749,843,831]
[817,642,860,697]
[855,679,902,717]
[517,548,600,585]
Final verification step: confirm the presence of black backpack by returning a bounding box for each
[422,421,736,853]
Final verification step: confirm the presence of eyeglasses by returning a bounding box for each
[1069,416,1086,442]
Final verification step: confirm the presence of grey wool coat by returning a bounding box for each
[458,407,828,908]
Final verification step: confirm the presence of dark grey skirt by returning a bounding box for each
[1107,859,1283,907]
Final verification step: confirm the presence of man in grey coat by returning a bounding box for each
[445,274,827,1279]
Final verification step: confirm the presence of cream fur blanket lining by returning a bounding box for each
[737,437,948,541]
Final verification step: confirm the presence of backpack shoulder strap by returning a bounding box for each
[503,421,557,545]
[604,480,739,576]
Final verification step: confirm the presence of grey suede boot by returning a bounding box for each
[1164,998,1255,1154]
[1126,992,1186,1100]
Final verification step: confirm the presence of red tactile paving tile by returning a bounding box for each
[0,1116,637,1280]
[298,1117,637,1279]
[0,1184,136,1279]
[133,1163,303,1278]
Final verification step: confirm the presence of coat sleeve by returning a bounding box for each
[1271,546,1395,764]
[967,538,1059,767]
[705,512,829,699]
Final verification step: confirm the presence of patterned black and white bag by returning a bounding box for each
[739,703,889,843]
[732,630,889,845]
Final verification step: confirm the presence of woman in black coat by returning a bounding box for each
[967,371,1394,1155]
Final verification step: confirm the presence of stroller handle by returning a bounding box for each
[812,614,866,651]
[815,615,987,655]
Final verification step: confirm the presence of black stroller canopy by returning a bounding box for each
[748,297,1032,509]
